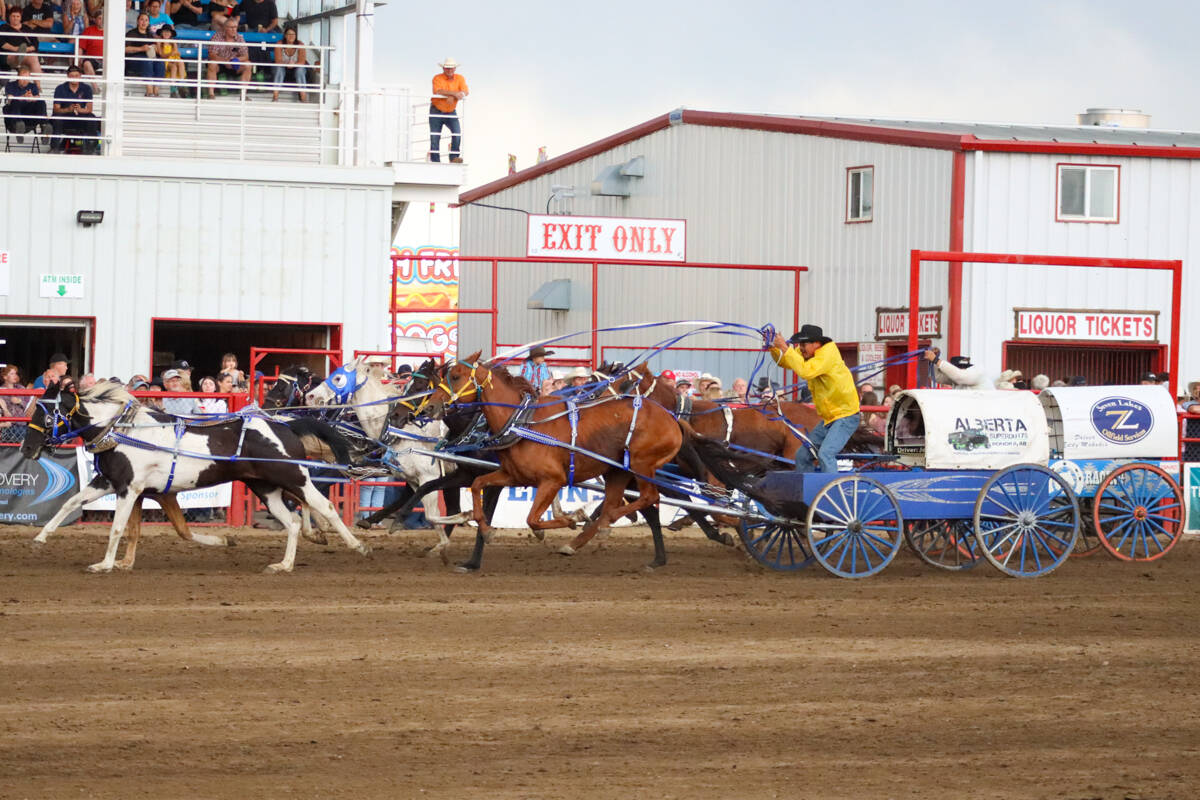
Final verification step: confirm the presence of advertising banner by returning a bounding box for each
[875,306,941,340]
[893,390,1050,470]
[486,485,689,529]
[526,214,686,262]
[1038,386,1179,460]
[74,449,231,510]
[1187,465,1200,533]
[0,446,82,525]
[391,245,459,357]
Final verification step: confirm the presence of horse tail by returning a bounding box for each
[846,425,885,454]
[676,420,775,495]
[285,416,352,466]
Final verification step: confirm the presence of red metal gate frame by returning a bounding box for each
[390,254,808,365]
[906,250,1183,397]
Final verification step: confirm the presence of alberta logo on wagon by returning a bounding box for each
[1089,397,1153,445]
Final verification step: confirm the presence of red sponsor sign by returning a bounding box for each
[1013,308,1158,342]
[526,214,686,262]
[875,306,941,340]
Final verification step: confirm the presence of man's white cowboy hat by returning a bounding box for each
[566,366,590,379]
[439,57,459,69]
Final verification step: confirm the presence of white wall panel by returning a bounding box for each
[459,122,953,362]
[964,152,1192,382]
[0,163,392,378]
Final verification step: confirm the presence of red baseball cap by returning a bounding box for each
[661,369,676,381]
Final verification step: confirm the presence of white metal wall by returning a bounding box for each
[458,122,953,358]
[0,158,393,378]
[963,151,1192,381]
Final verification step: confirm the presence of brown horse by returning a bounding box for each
[426,352,684,571]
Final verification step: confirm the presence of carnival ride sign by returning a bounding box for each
[1013,308,1158,342]
[391,245,459,356]
[526,214,686,262]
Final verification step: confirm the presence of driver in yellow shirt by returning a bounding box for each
[770,324,860,472]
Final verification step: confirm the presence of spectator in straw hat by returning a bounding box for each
[430,56,468,163]
[565,366,590,388]
[520,345,553,388]
[702,376,723,400]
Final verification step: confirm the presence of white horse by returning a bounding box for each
[306,357,470,563]
[23,381,372,574]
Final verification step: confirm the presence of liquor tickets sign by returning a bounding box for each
[1014,308,1158,342]
[526,215,686,262]
[875,306,941,340]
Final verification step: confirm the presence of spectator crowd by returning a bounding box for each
[2,0,314,152]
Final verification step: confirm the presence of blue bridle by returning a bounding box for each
[320,363,368,404]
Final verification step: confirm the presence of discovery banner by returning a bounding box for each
[0,446,82,526]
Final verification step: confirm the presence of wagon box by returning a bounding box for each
[885,390,1050,470]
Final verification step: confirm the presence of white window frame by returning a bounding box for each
[1056,163,1120,223]
[845,165,874,223]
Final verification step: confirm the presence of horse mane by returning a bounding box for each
[489,364,538,397]
[81,380,137,406]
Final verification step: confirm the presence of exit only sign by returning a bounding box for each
[39,273,84,299]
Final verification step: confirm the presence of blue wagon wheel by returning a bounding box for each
[904,519,980,571]
[805,476,903,579]
[1092,463,1183,562]
[973,464,1079,578]
[737,502,812,571]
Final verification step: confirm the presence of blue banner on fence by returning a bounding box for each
[0,446,81,526]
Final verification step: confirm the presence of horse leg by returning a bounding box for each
[551,494,588,525]
[456,529,488,573]
[159,494,230,548]
[114,497,145,571]
[298,480,372,558]
[32,478,111,547]
[355,484,414,530]
[260,488,303,574]
[640,502,668,571]
[453,476,513,573]
[87,490,141,573]
[562,471,631,555]
[300,507,328,545]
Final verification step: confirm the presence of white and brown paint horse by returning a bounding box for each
[22,381,372,573]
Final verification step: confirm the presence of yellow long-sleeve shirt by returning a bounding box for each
[770,341,860,424]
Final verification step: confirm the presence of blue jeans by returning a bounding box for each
[272,65,308,87]
[795,414,860,473]
[428,103,461,161]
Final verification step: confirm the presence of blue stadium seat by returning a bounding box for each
[242,32,282,43]
[178,45,200,59]
[38,41,74,54]
[175,28,214,40]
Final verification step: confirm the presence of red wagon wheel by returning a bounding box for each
[1092,463,1184,562]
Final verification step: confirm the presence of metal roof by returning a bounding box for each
[798,114,1200,148]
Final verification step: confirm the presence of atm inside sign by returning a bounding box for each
[39,273,84,298]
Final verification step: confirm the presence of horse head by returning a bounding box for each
[426,351,487,419]
[390,358,441,427]
[262,365,316,410]
[22,381,89,460]
[306,357,396,441]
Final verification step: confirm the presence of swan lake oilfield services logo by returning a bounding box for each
[1090,397,1153,445]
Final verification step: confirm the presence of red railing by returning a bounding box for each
[390,254,808,367]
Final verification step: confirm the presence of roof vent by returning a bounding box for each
[1076,108,1150,128]
[590,156,645,197]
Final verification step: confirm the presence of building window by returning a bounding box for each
[1057,164,1119,222]
[846,166,873,223]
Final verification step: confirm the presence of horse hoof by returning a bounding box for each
[86,562,113,574]
[354,519,371,531]
[224,535,238,547]
[557,545,576,557]
[262,562,292,574]
[453,563,479,574]
[643,562,666,573]
[531,530,545,542]
[720,533,736,548]
[302,532,328,545]
[356,542,372,557]
[114,561,134,572]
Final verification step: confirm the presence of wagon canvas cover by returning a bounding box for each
[889,390,1049,470]
[1039,385,1179,460]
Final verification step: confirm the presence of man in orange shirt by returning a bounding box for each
[430,56,468,163]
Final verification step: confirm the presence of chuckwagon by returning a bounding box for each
[736,385,1185,579]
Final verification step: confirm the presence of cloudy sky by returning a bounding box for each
[375,1,1196,188]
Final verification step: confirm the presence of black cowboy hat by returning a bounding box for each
[528,346,554,359]
[49,352,69,364]
[754,376,776,391]
[949,355,973,369]
[788,324,832,345]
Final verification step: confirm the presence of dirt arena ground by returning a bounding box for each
[1,524,1198,800]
